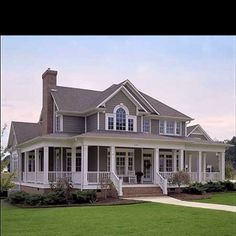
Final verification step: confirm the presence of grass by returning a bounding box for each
[192,192,236,206]
[2,200,236,236]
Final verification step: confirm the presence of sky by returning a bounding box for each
[1,36,236,147]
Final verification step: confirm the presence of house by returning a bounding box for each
[7,69,230,196]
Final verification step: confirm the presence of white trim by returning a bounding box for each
[143,118,151,133]
[97,112,100,130]
[113,104,129,115]
[141,116,144,132]
[123,80,160,115]
[121,86,148,112]
[187,124,212,141]
[51,93,60,111]
[159,120,182,136]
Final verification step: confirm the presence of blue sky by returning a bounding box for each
[1,36,235,146]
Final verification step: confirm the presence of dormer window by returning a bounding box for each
[105,104,137,132]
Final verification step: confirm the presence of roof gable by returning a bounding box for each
[8,122,42,147]
[187,124,212,141]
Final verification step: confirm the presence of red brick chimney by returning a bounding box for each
[42,68,57,135]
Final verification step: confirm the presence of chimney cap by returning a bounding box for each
[42,68,58,79]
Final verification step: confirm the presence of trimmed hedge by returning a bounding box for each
[8,190,97,206]
[183,180,236,195]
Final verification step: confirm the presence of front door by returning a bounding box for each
[143,152,153,182]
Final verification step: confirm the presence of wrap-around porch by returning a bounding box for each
[19,145,225,194]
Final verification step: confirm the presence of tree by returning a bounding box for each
[225,136,236,168]
[172,171,190,193]
[225,161,236,179]
[1,124,15,196]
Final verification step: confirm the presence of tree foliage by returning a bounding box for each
[172,171,190,192]
[225,136,236,168]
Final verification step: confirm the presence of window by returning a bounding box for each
[176,122,181,135]
[66,150,71,171]
[56,115,62,132]
[128,118,134,131]
[108,117,114,130]
[39,151,44,171]
[159,120,164,134]
[116,108,126,130]
[160,120,182,136]
[159,155,164,172]
[106,105,137,132]
[166,121,175,134]
[143,119,150,133]
[28,154,35,172]
[76,149,81,172]
[166,155,173,172]
[116,152,126,175]
[128,152,134,171]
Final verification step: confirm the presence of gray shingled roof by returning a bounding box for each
[140,91,192,119]
[187,124,199,135]
[12,121,42,144]
[52,81,191,119]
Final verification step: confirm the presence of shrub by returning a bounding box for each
[220,180,235,191]
[25,194,44,206]
[183,183,207,195]
[43,191,66,205]
[172,171,190,192]
[204,181,224,192]
[8,191,29,204]
[72,190,96,203]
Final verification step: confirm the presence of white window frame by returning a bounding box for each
[105,104,137,132]
[143,119,151,133]
[76,148,81,172]
[159,120,182,136]
[56,114,63,132]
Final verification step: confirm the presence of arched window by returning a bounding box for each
[116,108,126,130]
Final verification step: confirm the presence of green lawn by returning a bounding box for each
[193,192,236,206]
[2,200,236,236]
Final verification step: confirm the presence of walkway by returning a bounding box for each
[123,196,236,213]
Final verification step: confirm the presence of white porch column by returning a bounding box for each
[43,146,49,184]
[203,153,206,181]
[24,152,28,182]
[110,146,116,173]
[153,148,159,184]
[188,154,192,173]
[198,151,202,182]
[35,149,39,183]
[173,150,177,172]
[71,147,76,182]
[179,149,184,171]
[220,152,225,181]
[82,145,88,186]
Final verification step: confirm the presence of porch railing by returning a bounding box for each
[87,171,110,184]
[36,171,44,183]
[203,172,221,182]
[48,171,72,183]
[156,172,167,194]
[110,171,123,196]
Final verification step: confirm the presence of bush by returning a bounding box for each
[183,183,207,195]
[43,191,66,205]
[220,180,235,191]
[25,194,44,206]
[8,191,29,204]
[204,181,224,192]
[72,190,96,203]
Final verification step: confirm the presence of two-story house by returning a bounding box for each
[7,69,230,196]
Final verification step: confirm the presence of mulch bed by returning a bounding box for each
[168,192,213,201]
[7,198,145,209]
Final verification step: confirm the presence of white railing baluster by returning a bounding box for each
[156,172,167,195]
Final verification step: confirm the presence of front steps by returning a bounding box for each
[122,185,164,197]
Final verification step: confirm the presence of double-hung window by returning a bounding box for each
[159,120,182,136]
[108,117,114,130]
[128,118,134,131]
[143,119,150,133]
[166,121,175,134]
[76,149,81,172]
[116,108,126,130]
[159,120,165,134]
[176,122,181,135]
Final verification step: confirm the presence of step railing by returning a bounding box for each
[156,172,167,195]
[110,171,123,196]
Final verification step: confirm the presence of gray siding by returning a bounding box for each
[151,119,158,135]
[182,122,186,137]
[137,116,141,132]
[99,112,105,130]
[99,146,108,171]
[134,148,142,172]
[105,90,136,115]
[189,134,208,140]
[87,114,97,132]
[88,146,97,171]
[63,116,85,133]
